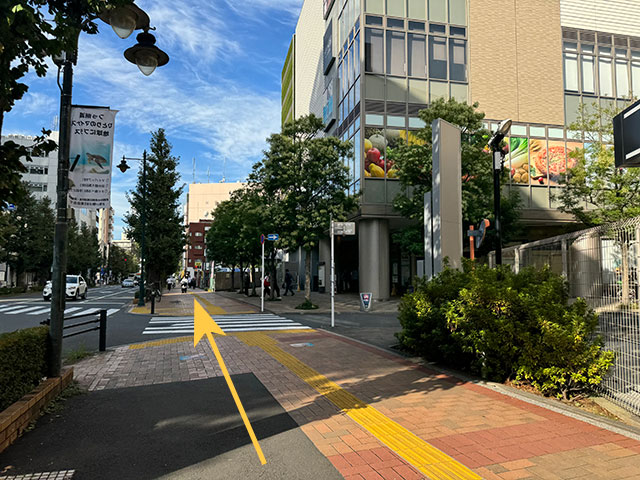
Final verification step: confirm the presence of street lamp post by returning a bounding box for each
[487,119,512,266]
[117,153,147,307]
[48,3,169,377]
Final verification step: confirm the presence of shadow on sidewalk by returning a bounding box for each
[1,374,342,480]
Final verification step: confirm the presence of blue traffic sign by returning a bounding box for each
[260,234,265,245]
[267,233,279,241]
[7,204,16,211]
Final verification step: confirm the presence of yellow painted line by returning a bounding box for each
[237,332,480,480]
[129,337,192,349]
[192,293,228,315]
[194,300,267,465]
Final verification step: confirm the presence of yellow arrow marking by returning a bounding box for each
[193,299,267,465]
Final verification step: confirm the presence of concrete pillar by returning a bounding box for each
[358,218,390,301]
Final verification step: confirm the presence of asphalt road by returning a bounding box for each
[0,374,342,480]
[0,285,151,353]
[286,312,402,350]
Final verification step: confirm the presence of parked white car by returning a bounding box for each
[43,275,88,301]
[121,278,135,288]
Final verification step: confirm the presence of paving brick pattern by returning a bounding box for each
[0,472,75,479]
[71,325,640,479]
[274,331,640,479]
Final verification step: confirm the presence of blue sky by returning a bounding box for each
[4,0,303,240]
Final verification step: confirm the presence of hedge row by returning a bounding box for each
[0,326,49,411]
[396,263,615,400]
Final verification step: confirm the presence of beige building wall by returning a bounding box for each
[294,0,325,119]
[561,0,640,37]
[186,182,244,224]
[469,0,565,126]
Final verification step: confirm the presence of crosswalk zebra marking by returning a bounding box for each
[0,304,28,313]
[142,313,311,335]
[28,307,53,315]
[4,306,45,315]
[0,305,119,318]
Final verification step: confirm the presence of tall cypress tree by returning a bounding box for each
[124,129,185,286]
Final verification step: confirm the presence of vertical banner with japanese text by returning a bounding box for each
[68,106,118,209]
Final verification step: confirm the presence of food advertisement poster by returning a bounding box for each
[509,137,529,184]
[68,106,117,209]
[363,127,399,179]
[528,139,547,185]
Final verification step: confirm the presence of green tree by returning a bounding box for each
[108,244,137,281]
[557,102,640,225]
[0,0,129,208]
[557,101,640,304]
[67,218,101,282]
[249,114,357,305]
[392,98,522,256]
[1,190,55,285]
[124,129,185,286]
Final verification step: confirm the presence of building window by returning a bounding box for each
[563,53,579,91]
[449,38,466,81]
[386,30,405,75]
[195,245,203,250]
[195,232,203,237]
[408,33,426,77]
[365,28,383,73]
[599,57,613,96]
[429,36,447,79]
[27,182,47,192]
[582,56,595,93]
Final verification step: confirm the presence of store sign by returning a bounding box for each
[323,0,335,19]
[323,21,335,75]
[360,292,372,311]
[614,99,640,167]
[68,106,118,209]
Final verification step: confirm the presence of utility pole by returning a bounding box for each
[49,45,77,378]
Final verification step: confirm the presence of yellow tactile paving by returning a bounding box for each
[237,332,481,480]
[129,337,192,349]
[191,293,228,315]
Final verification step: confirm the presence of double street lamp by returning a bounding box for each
[116,153,147,307]
[49,2,169,377]
[488,118,512,266]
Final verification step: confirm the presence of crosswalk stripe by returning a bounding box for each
[5,306,44,315]
[64,307,82,315]
[142,313,310,335]
[0,305,27,313]
[28,307,53,315]
[71,308,100,317]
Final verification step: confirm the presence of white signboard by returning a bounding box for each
[333,221,355,235]
[68,106,118,209]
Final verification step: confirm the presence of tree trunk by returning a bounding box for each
[305,248,311,302]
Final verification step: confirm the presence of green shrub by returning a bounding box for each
[516,298,615,400]
[397,263,615,399]
[396,264,472,367]
[0,326,49,411]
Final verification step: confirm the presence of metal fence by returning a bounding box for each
[489,216,640,415]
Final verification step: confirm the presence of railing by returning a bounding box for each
[41,309,107,352]
[489,216,640,416]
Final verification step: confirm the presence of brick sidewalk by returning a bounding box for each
[70,326,640,479]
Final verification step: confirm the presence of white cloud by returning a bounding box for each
[74,37,281,173]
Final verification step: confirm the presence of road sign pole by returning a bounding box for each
[261,239,264,313]
[331,219,335,328]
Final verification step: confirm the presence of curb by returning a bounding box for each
[0,368,74,453]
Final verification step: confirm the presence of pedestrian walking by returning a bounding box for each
[263,274,271,296]
[283,269,295,296]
